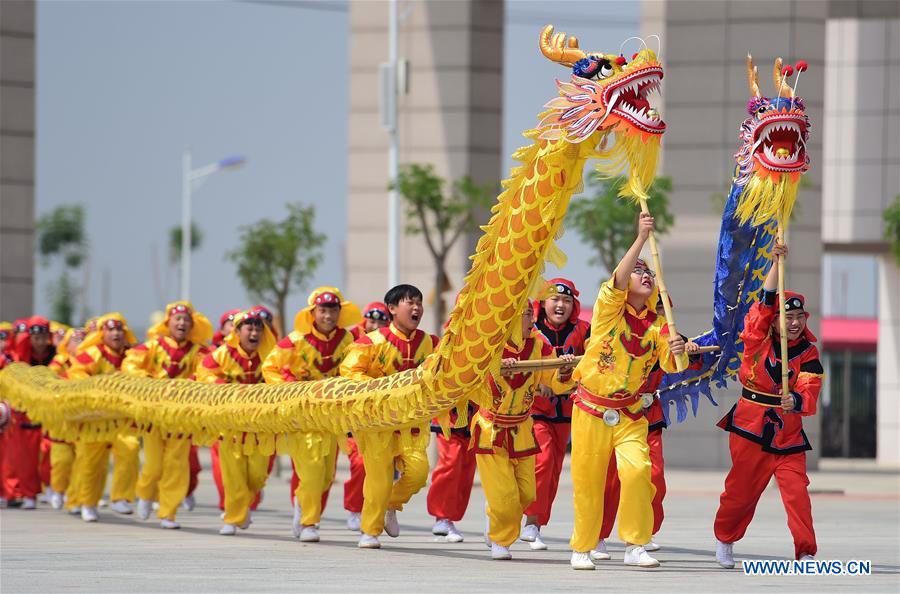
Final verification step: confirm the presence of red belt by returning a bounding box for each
[478,409,529,428]
[573,384,639,410]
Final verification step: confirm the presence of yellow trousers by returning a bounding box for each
[289,431,337,526]
[477,448,536,547]
[570,406,655,552]
[50,442,75,494]
[356,430,429,537]
[75,434,141,507]
[220,441,270,526]
[65,449,86,509]
[135,432,190,520]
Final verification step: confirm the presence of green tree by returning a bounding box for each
[392,163,495,331]
[168,222,203,264]
[36,204,87,325]
[228,203,325,336]
[884,195,900,265]
[567,174,674,274]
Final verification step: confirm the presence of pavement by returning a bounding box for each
[1,451,898,593]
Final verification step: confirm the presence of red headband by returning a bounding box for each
[314,292,340,306]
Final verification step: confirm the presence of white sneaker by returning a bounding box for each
[220,511,226,520]
[571,551,596,570]
[384,509,400,537]
[219,524,237,536]
[160,518,181,530]
[446,522,464,543]
[137,498,152,521]
[716,539,735,569]
[50,491,64,510]
[520,523,539,542]
[67,506,81,516]
[358,534,381,549]
[799,554,815,561]
[21,497,36,510]
[299,526,320,542]
[346,512,361,532]
[291,502,302,538]
[491,542,512,560]
[152,501,159,511]
[181,494,195,511]
[81,506,99,522]
[624,544,659,567]
[432,518,451,536]
[590,539,611,561]
[240,513,252,530]
[645,538,660,552]
[98,498,109,508]
[530,533,548,551]
[38,489,50,504]
[110,500,133,515]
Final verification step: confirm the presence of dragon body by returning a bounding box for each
[0,27,667,453]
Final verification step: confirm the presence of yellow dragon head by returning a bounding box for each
[536,25,665,143]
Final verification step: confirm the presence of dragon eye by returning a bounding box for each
[757,105,768,115]
[597,63,614,79]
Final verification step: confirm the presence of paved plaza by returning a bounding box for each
[2,452,898,593]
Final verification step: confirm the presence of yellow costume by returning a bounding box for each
[196,310,275,528]
[340,322,438,537]
[569,277,687,552]
[46,329,82,508]
[261,287,359,530]
[67,314,140,510]
[122,301,211,521]
[471,330,573,548]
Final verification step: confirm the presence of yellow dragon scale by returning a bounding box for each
[0,35,663,454]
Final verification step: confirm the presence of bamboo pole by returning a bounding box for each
[776,219,791,406]
[499,345,720,375]
[638,195,685,372]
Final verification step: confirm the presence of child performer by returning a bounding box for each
[340,284,437,550]
[196,309,276,535]
[714,242,822,567]
[473,301,574,560]
[261,287,360,542]
[123,301,212,529]
[568,213,687,570]
[522,278,590,550]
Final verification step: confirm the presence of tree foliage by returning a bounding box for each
[392,163,495,330]
[228,203,325,336]
[567,174,674,274]
[884,194,900,265]
[35,204,88,325]
[168,222,204,264]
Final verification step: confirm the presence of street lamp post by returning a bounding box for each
[180,146,246,301]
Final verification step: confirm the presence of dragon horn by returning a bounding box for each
[540,25,586,68]
[746,53,761,97]
[773,57,794,98]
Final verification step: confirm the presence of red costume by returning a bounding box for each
[2,317,56,502]
[714,290,822,559]
[524,279,590,528]
[426,403,478,523]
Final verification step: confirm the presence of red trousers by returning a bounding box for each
[39,436,52,489]
[210,442,273,511]
[714,432,817,559]
[1,417,42,499]
[600,428,666,539]
[523,420,569,526]
[343,437,365,513]
[426,433,477,521]
[187,445,201,497]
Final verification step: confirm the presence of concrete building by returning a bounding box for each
[0,0,35,321]
[344,0,503,333]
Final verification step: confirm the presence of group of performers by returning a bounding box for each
[0,214,823,569]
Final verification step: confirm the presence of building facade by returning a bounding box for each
[0,0,36,321]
